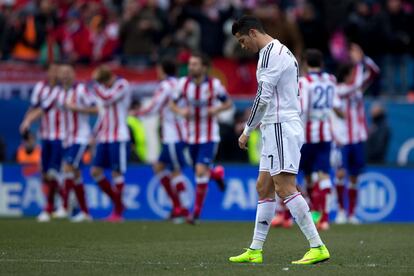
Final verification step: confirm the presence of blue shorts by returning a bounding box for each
[188,142,217,167]
[299,142,331,175]
[158,142,187,171]
[92,142,128,173]
[41,139,63,173]
[341,142,365,176]
[63,144,87,169]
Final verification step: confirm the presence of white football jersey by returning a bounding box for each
[244,39,301,134]
[299,72,341,144]
[93,78,131,143]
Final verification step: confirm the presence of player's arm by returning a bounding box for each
[242,80,273,136]
[362,56,380,90]
[169,80,191,118]
[93,80,129,106]
[134,85,168,117]
[65,85,98,114]
[19,107,43,133]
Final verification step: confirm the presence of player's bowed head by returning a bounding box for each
[231,15,273,54]
[92,65,115,87]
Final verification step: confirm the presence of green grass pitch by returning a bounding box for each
[0,219,413,275]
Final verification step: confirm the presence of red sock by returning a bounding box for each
[336,185,345,210]
[63,178,75,210]
[160,175,181,212]
[74,182,89,214]
[311,183,321,211]
[97,177,116,202]
[114,181,125,216]
[283,208,291,220]
[46,180,58,213]
[348,188,358,216]
[193,183,208,219]
[320,188,331,223]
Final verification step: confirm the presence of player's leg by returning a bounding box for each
[348,142,365,224]
[37,140,53,222]
[275,121,329,264]
[109,141,128,220]
[91,143,118,215]
[315,142,333,230]
[335,145,348,223]
[188,142,217,223]
[66,144,90,222]
[155,143,183,218]
[273,172,329,264]
[70,168,92,222]
[229,171,274,263]
[47,140,64,218]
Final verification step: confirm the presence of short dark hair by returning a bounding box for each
[303,49,323,68]
[159,57,177,76]
[190,51,211,67]
[336,62,354,83]
[231,15,265,36]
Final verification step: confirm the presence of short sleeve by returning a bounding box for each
[30,81,44,107]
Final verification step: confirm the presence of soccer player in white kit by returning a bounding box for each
[299,49,343,231]
[229,16,329,265]
[170,52,232,224]
[90,66,131,222]
[132,58,189,221]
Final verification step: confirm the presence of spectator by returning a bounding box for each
[253,3,303,58]
[90,15,119,62]
[179,0,236,57]
[61,8,93,63]
[119,0,165,66]
[366,103,391,164]
[297,2,328,55]
[15,131,41,176]
[382,0,414,94]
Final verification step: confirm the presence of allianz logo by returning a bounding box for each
[356,172,397,222]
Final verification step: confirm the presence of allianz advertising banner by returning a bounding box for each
[0,164,413,222]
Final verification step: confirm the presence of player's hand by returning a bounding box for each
[19,120,30,134]
[179,108,191,119]
[238,133,249,150]
[64,101,77,111]
[207,107,219,116]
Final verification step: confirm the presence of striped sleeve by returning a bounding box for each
[243,81,273,135]
[30,81,44,107]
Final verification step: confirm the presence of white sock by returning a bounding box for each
[284,192,323,248]
[250,199,277,250]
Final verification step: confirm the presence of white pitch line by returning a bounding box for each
[0,259,413,269]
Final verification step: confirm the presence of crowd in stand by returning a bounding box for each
[0,0,413,94]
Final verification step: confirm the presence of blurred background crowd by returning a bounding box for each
[0,0,413,96]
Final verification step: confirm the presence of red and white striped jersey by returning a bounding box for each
[93,78,131,143]
[174,76,229,144]
[59,83,95,146]
[34,82,66,141]
[334,57,380,145]
[138,77,186,144]
[299,72,341,144]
